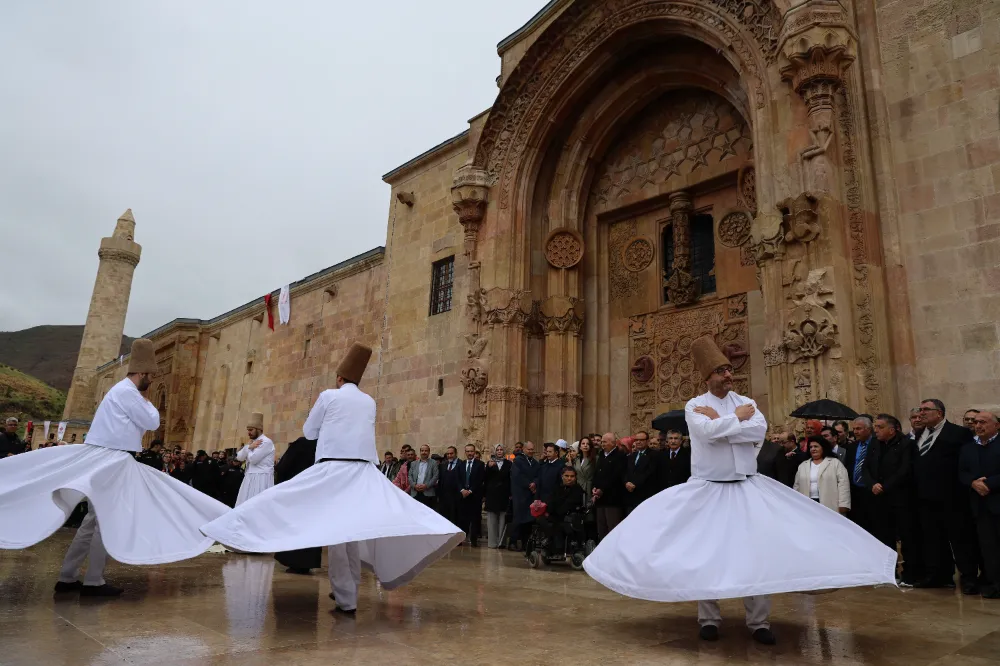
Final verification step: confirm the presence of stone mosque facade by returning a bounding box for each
[60,0,1000,454]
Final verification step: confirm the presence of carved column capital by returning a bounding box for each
[451,164,490,258]
[481,287,532,328]
[778,4,857,94]
[538,296,585,337]
[665,190,698,306]
[668,190,693,214]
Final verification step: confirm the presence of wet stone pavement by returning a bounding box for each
[2,529,1000,665]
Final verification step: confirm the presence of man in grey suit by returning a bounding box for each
[409,444,440,509]
[823,426,847,464]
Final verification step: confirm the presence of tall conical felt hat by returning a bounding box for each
[336,343,372,384]
[247,412,264,431]
[691,335,730,380]
[127,338,157,375]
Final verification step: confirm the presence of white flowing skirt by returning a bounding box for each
[0,445,229,565]
[235,472,274,507]
[583,474,897,602]
[201,460,465,589]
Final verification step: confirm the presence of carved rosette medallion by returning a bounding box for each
[622,237,654,272]
[459,363,489,394]
[718,210,753,248]
[630,356,654,383]
[544,228,584,269]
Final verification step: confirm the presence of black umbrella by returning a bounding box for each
[651,410,688,435]
[789,399,858,421]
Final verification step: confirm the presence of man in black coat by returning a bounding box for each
[438,446,461,525]
[659,430,692,489]
[625,430,658,513]
[218,457,245,508]
[912,398,980,593]
[510,443,539,551]
[862,413,923,585]
[959,412,1000,598]
[844,417,876,534]
[484,444,512,548]
[456,443,486,547]
[273,437,320,574]
[536,442,566,504]
[592,432,626,541]
[137,440,164,470]
[190,450,219,497]
[0,418,24,457]
[539,466,585,555]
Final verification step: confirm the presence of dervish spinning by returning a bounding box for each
[0,339,229,596]
[584,335,897,644]
[202,342,464,613]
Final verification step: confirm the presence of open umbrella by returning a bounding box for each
[651,410,688,435]
[790,399,858,421]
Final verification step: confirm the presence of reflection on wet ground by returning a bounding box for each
[2,529,1000,665]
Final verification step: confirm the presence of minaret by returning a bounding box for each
[63,209,142,420]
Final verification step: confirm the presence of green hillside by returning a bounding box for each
[0,363,66,425]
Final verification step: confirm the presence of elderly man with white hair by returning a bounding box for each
[0,418,24,457]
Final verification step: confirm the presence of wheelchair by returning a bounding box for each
[525,506,596,571]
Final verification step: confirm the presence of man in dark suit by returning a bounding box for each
[625,430,658,513]
[593,432,627,541]
[438,446,461,525]
[862,413,923,585]
[959,412,1000,598]
[844,417,876,534]
[912,398,980,593]
[659,430,691,489]
[536,442,566,503]
[457,443,486,546]
[273,437,320,574]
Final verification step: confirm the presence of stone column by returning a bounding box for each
[539,296,585,441]
[664,190,698,306]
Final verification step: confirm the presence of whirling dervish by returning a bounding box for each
[0,339,230,596]
[201,342,464,613]
[583,335,897,644]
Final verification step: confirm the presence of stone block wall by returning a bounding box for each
[379,143,472,455]
[879,0,1000,411]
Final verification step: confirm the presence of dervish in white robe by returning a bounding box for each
[201,342,464,613]
[234,411,275,506]
[0,339,229,596]
[584,335,896,644]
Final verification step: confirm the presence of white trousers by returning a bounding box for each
[327,542,361,611]
[486,511,507,548]
[58,510,107,586]
[697,596,771,631]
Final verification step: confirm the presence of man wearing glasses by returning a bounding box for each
[959,412,1000,598]
[912,399,980,594]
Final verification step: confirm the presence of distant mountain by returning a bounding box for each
[0,325,134,392]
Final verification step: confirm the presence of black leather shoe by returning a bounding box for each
[914,578,955,589]
[981,587,1000,599]
[80,584,123,597]
[54,581,82,593]
[752,628,777,645]
[699,625,719,641]
[285,567,311,575]
[962,583,981,595]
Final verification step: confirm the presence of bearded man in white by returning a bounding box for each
[584,335,897,645]
[235,412,274,506]
[0,339,228,597]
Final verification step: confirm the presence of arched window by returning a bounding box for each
[662,214,716,303]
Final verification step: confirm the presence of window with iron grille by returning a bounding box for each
[662,214,716,303]
[429,256,455,316]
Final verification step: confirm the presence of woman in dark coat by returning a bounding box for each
[484,444,512,548]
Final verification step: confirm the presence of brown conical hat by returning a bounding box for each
[336,343,372,385]
[247,412,264,431]
[127,338,157,375]
[691,335,730,380]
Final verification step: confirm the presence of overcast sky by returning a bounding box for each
[0,1,544,336]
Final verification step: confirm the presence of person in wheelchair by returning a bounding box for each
[537,467,586,556]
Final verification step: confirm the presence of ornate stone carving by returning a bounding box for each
[793,365,813,407]
[630,356,655,383]
[610,220,640,302]
[544,228,584,269]
[591,90,753,206]
[750,211,786,264]
[622,237,654,273]
[779,23,857,95]
[664,191,699,306]
[459,364,488,394]
[481,288,531,328]
[484,385,528,404]
[97,247,140,267]
[763,344,787,367]
[718,210,753,248]
[476,0,782,208]
[526,393,545,409]
[783,268,840,362]
[451,165,489,257]
[539,296,585,336]
[780,192,821,243]
[465,334,488,360]
[629,315,647,337]
[542,392,584,409]
[727,294,748,319]
[466,288,487,323]
[737,165,757,214]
